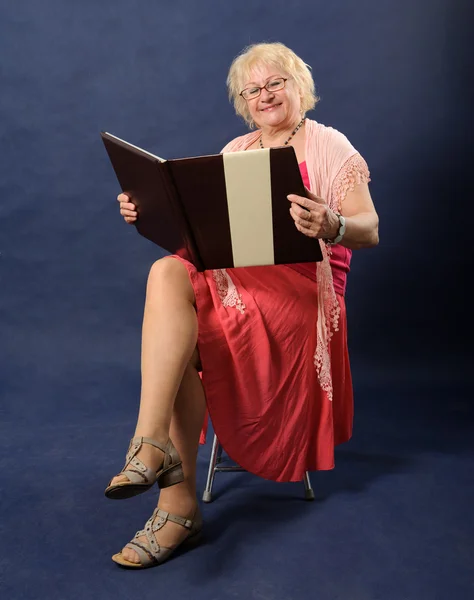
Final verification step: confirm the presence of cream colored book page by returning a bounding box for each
[222,149,274,267]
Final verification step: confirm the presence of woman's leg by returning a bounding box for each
[110,256,201,484]
[121,357,207,563]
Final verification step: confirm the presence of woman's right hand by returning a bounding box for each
[117,193,138,224]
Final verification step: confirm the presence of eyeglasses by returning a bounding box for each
[239,77,288,101]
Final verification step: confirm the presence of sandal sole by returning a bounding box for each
[111,531,203,569]
[104,482,155,500]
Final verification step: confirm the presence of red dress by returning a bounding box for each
[173,162,353,482]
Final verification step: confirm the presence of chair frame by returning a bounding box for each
[202,433,315,503]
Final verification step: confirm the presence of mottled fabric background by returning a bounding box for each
[1,1,472,599]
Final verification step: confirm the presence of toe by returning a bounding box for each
[110,474,130,487]
[121,547,140,564]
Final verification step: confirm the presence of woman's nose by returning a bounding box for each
[260,87,275,101]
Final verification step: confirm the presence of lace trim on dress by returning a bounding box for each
[313,153,370,400]
[314,241,341,401]
[212,269,246,315]
[331,153,371,214]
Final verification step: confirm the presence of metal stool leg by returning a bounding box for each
[303,471,315,501]
[203,433,315,502]
[202,434,221,503]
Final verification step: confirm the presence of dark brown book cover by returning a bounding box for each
[101,132,323,271]
[100,132,203,269]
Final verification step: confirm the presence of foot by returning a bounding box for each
[109,439,165,487]
[120,500,198,565]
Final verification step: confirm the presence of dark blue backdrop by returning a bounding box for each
[1,1,471,414]
[1,2,473,598]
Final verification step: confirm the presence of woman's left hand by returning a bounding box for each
[288,188,340,240]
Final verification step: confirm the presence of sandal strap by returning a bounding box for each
[124,541,156,567]
[142,511,164,559]
[131,436,169,453]
[117,436,174,485]
[126,507,202,566]
[156,509,194,530]
[124,436,167,465]
[118,467,149,485]
[109,454,157,487]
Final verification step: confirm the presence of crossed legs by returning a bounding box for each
[109,257,207,564]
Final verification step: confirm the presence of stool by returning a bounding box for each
[202,433,315,503]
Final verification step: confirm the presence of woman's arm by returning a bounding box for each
[337,182,379,249]
[288,182,379,250]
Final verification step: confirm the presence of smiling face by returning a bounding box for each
[243,63,303,131]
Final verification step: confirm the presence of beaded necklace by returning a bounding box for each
[259,117,305,149]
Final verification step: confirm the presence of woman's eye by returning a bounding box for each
[268,80,282,88]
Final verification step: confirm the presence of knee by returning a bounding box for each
[147,257,188,288]
[147,257,195,304]
[148,256,183,279]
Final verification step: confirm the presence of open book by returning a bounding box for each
[101,131,323,271]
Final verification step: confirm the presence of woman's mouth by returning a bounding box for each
[261,103,282,112]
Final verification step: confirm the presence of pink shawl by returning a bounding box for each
[215,118,370,401]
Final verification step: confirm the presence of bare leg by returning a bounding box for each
[121,357,207,563]
[110,257,200,485]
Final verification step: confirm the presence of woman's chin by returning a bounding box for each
[257,113,287,129]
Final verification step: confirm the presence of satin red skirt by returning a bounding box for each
[173,257,353,482]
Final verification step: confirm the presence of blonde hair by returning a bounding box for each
[227,42,319,129]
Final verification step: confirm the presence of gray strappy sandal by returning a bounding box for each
[111,507,203,569]
[104,436,184,500]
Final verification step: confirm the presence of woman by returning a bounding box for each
[107,42,379,569]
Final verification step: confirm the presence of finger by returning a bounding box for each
[290,207,314,230]
[290,205,312,226]
[124,216,137,224]
[287,193,320,212]
[287,193,309,207]
[120,202,137,211]
[295,205,326,227]
[294,220,317,238]
[120,208,138,217]
[290,203,313,222]
[117,193,130,202]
